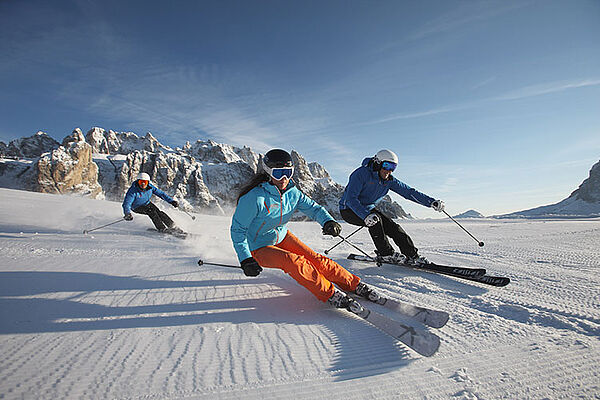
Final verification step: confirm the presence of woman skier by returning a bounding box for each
[230,149,378,311]
[339,149,445,265]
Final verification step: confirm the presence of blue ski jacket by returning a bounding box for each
[122,182,174,214]
[339,157,435,219]
[231,181,335,262]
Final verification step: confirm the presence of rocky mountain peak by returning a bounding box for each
[499,159,600,218]
[2,131,60,158]
[570,160,600,203]
[0,127,410,219]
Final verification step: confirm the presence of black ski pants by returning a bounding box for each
[340,208,418,258]
[132,202,174,231]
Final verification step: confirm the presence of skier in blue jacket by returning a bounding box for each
[122,172,182,234]
[339,150,445,265]
[231,149,380,311]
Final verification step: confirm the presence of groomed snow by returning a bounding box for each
[0,188,598,399]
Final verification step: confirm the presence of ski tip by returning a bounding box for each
[498,278,511,287]
[82,230,88,234]
[197,259,204,266]
[438,314,450,328]
[415,335,441,357]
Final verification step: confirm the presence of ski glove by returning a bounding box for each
[364,213,380,227]
[124,213,133,221]
[431,200,445,212]
[322,220,342,237]
[240,257,262,277]
[170,200,179,208]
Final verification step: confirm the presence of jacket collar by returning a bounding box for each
[361,157,393,182]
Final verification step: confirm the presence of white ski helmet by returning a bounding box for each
[374,149,398,164]
[136,172,151,181]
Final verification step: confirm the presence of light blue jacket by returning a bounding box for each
[339,157,435,219]
[231,181,334,262]
[122,182,174,214]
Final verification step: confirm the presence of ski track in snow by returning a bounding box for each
[0,188,599,399]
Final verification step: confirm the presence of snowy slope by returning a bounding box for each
[0,188,599,399]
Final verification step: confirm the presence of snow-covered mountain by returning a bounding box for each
[453,210,485,218]
[499,160,600,218]
[0,128,408,219]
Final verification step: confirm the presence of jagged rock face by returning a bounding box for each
[308,162,329,179]
[31,140,102,198]
[3,131,60,158]
[84,127,172,154]
[0,127,410,219]
[0,141,7,157]
[571,160,600,203]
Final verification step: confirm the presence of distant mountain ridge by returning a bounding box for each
[499,160,600,218]
[454,210,485,218]
[0,128,409,219]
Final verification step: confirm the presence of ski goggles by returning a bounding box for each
[138,179,149,186]
[267,167,294,180]
[381,161,397,171]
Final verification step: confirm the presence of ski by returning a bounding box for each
[348,253,486,276]
[338,299,440,357]
[349,292,449,328]
[347,253,510,287]
[147,227,189,239]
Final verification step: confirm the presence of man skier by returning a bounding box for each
[122,172,185,236]
[339,149,445,265]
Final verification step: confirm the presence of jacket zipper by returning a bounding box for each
[276,191,283,243]
[254,221,267,242]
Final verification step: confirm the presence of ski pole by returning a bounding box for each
[182,209,196,220]
[324,226,363,255]
[442,210,485,247]
[83,218,125,234]
[197,259,240,269]
[336,234,381,266]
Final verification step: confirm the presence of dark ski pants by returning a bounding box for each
[340,208,418,258]
[132,202,174,231]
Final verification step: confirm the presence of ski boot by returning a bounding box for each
[354,282,381,302]
[405,254,430,267]
[376,251,407,265]
[328,288,369,318]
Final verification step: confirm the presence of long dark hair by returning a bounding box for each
[237,172,270,203]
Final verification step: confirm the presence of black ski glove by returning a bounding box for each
[170,200,179,208]
[124,213,133,221]
[240,257,262,277]
[322,220,342,237]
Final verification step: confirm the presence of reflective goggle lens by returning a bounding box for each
[381,161,397,171]
[138,179,149,185]
[271,167,293,180]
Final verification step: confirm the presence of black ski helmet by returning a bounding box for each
[263,149,293,168]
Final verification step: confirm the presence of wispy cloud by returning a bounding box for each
[360,103,473,125]
[408,2,530,42]
[494,79,600,101]
[360,77,600,126]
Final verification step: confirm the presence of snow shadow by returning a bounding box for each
[0,271,413,378]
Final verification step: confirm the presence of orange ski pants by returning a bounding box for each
[251,231,360,302]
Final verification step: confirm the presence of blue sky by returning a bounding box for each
[1,0,599,218]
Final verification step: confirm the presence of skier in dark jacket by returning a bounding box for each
[339,150,445,265]
[122,172,183,234]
